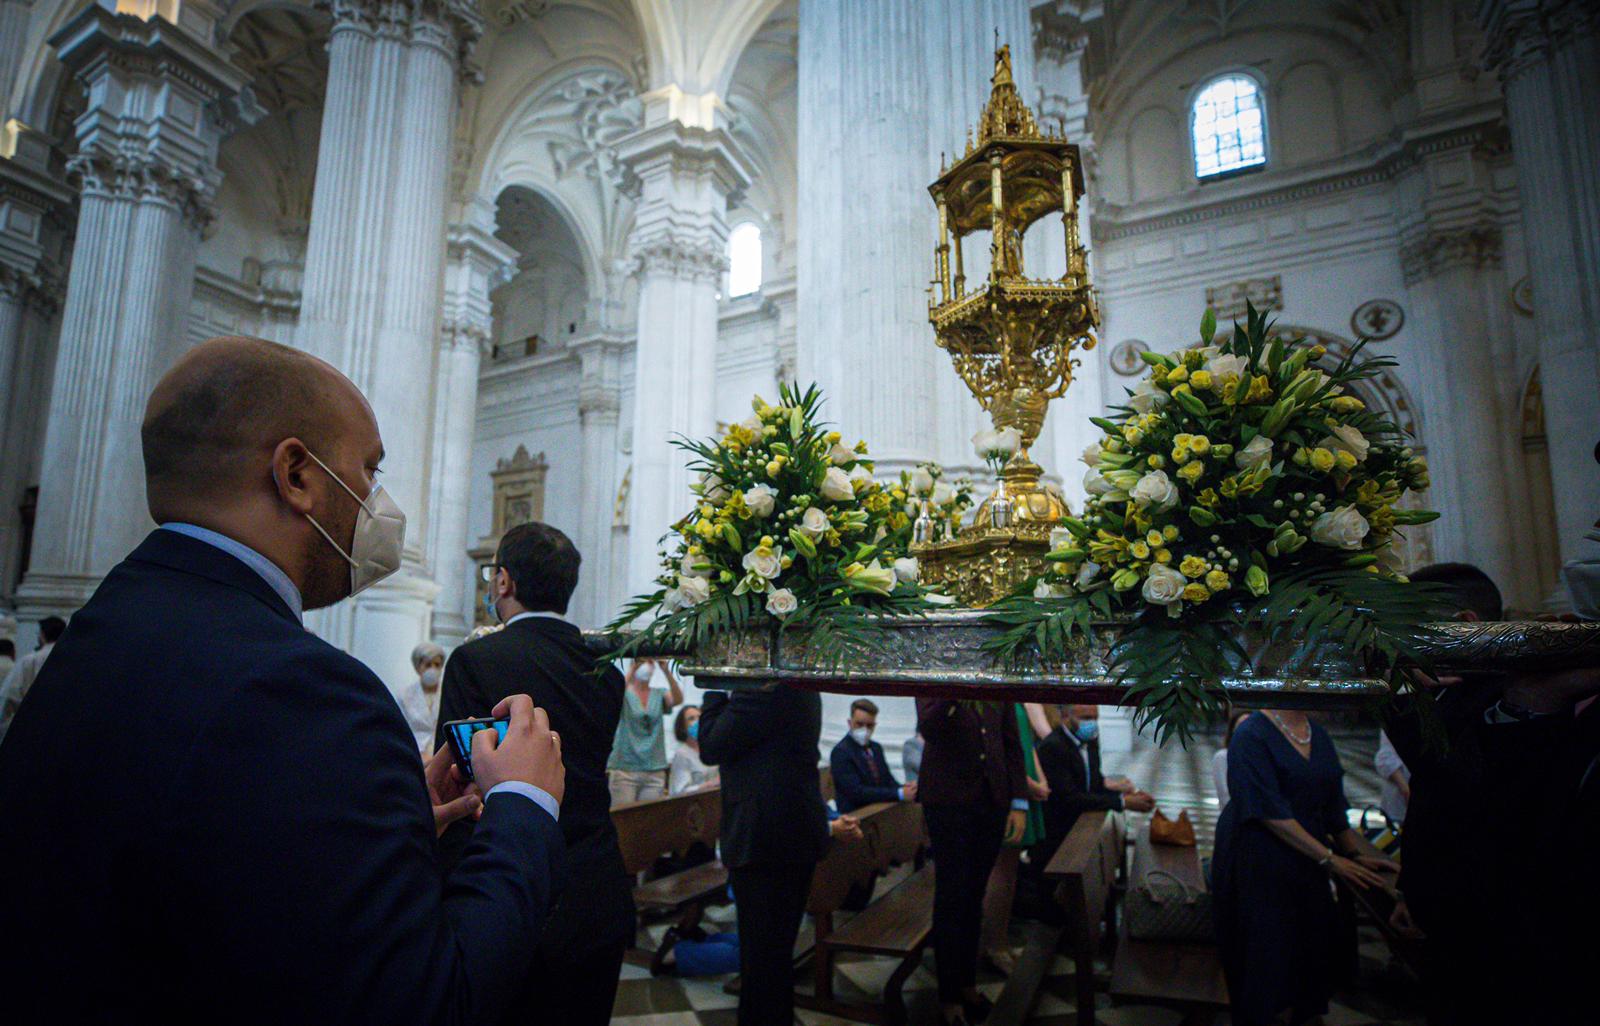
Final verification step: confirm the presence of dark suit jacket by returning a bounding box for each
[1035,726,1122,855]
[698,686,829,868]
[0,529,563,1025]
[434,615,635,953]
[829,735,901,812]
[914,698,1027,807]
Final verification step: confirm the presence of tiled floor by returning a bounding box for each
[612,722,1424,1025]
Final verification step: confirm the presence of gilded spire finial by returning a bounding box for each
[976,42,1038,144]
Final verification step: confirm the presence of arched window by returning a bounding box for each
[727,222,762,297]
[1191,74,1266,179]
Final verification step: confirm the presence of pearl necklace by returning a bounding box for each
[1267,711,1312,746]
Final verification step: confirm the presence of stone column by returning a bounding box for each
[0,0,32,119]
[1480,0,1600,565]
[15,2,246,626]
[296,0,479,692]
[615,106,751,597]
[427,214,515,644]
[798,0,1036,478]
[570,333,628,626]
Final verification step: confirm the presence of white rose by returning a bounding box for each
[1310,505,1371,550]
[765,587,798,617]
[1034,579,1067,599]
[697,471,730,502]
[1235,434,1274,472]
[1319,423,1370,463]
[1141,563,1186,607]
[972,427,999,460]
[1081,443,1103,467]
[923,591,958,605]
[1050,527,1075,550]
[660,586,684,613]
[1075,560,1102,590]
[848,464,875,489]
[931,481,955,506]
[679,554,712,579]
[893,557,920,584]
[1205,352,1248,381]
[910,466,936,495]
[993,427,1022,457]
[1130,469,1179,511]
[829,442,857,466]
[743,483,777,518]
[799,506,831,537]
[739,414,765,435]
[820,466,854,501]
[742,546,784,580]
[1084,468,1113,496]
[1128,379,1169,415]
[677,574,712,605]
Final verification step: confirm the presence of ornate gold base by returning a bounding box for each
[913,527,1051,608]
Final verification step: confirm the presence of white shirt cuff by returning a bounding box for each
[1011,798,1029,811]
[485,781,560,822]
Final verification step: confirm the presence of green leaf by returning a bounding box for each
[1200,307,1217,343]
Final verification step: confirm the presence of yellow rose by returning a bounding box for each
[1148,454,1166,469]
[1183,583,1211,603]
[1187,435,1211,455]
[1177,461,1205,484]
[1205,569,1231,593]
[1130,540,1152,560]
[1162,524,1180,542]
[1310,447,1337,472]
[1330,395,1365,414]
[1180,555,1209,578]
[1146,530,1164,549]
[1168,365,1190,384]
[1171,446,1192,465]
[1246,375,1273,403]
[1335,449,1358,471]
[1189,369,1214,391]
[1154,548,1173,563]
[1124,426,1144,445]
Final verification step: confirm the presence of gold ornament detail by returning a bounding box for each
[917,43,1100,607]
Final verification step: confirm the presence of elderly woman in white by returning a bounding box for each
[400,642,445,754]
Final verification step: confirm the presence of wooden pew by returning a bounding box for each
[1108,829,1228,1024]
[795,799,930,1026]
[1040,809,1125,1026]
[610,787,728,967]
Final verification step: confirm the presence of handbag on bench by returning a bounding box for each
[1149,809,1197,846]
[1125,868,1214,943]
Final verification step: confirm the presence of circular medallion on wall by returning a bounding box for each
[1350,299,1404,341]
[1109,339,1150,376]
[1511,276,1534,317]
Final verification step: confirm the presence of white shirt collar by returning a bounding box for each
[160,522,303,622]
[505,610,569,627]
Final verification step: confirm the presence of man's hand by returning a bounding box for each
[830,814,863,843]
[1355,854,1400,878]
[901,780,918,802]
[473,694,566,807]
[1123,790,1156,813]
[1503,668,1600,715]
[1003,809,1027,844]
[425,744,482,837]
[1026,776,1050,802]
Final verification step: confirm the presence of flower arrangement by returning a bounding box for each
[987,305,1446,741]
[606,383,930,666]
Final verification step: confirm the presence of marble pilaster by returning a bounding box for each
[570,333,628,626]
[616,108,752,598]
[1480,0,1600,566]
[427,215,515,645]
[15,2,245,626]
[296,0,480,692]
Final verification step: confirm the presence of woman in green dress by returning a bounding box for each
[981,702,1052,972]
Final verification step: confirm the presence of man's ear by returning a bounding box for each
[272,438,317,515]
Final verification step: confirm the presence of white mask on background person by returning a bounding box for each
[303,450,406,596]
[637,662,656,683]
[420,667,442,691]
[849,726,872,747]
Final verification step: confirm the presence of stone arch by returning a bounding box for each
[490,184,593,353]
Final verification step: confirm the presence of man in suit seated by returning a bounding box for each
[0,336,567,1025]
[698,683,831,1026]
[829,698,916,813]
[1034,704,1154,855]
[435,521,634,1026]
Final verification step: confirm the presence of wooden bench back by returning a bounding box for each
[610,787,723,876]
[1043,810,1122,952]
[806,799,925,916]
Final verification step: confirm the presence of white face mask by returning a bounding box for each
[420,667,441,690]
[637,663,656,683]
[849,726,872,747]
[303,450,406,596]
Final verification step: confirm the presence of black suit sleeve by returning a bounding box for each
[697,688,789,766]
[434,644,488,755]
[830,744,900,810]
[160,651,564,1025]
[1039,733,1121,824]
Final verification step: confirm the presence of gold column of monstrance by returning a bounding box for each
[914,44,1100,607]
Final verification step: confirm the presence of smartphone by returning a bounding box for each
[442,716,510,781]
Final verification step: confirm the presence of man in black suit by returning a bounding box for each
[0,336,567,1025]
[698,683,830,1026]
[435,521,634,1026]
[1034,704,1153,856]
[829,698,916,813]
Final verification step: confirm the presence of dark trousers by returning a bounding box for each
[729,861,814,1026]
[925,802,1009,1004]
[507,940,627,1026]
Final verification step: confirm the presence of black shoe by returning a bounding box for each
[650,928,680,976]
[962,992,994,1023]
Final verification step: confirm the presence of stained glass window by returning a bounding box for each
[1192,74,1266,178]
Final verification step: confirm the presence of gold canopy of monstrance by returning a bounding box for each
[914,43,1100,607]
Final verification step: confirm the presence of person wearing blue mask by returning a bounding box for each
[669,704,718,794]
[1033,705,1154,855]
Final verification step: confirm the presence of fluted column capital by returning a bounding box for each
[1479,0,1600,82]
[632,237,725,283]
[319,0,483,73]
[1399,224,1504,285]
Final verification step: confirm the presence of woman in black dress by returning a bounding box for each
[1212,710,1397,1025]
